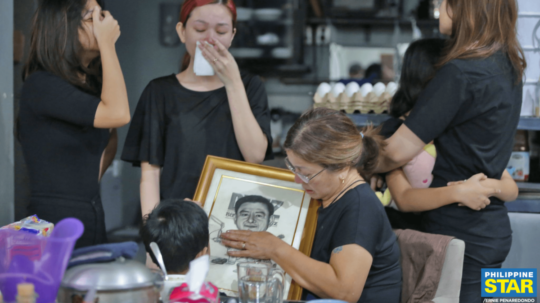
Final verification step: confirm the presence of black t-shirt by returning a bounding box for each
[19,71,109,199]
[379,117,404,139]
[121,72,274,200]
[404,52,520,272]
[305,184,402,303]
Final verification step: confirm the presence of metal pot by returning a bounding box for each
[57,257,163,303]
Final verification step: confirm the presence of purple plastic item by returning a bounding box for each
[0,218,83,303]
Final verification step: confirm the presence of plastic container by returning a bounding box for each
[508,130,530,181]
[0,218,83,303]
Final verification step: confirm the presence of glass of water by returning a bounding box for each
[237,262,284,303]
[238,274,269,303]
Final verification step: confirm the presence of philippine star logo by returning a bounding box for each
[482,269,537,303]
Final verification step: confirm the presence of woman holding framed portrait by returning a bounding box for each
[221,108,402,303]
[122,0,273,217]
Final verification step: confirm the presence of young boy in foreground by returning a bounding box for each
[140,199,209,275]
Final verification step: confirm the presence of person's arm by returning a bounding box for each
[448,170,518,202]
[480,170,518,202]
[221,231,371,303]
[140,161,160,217]
[200,39,268,164]
[387,170,499,212]
[376,64,469,174]
[92,7,130,129]
[99,128,117,180]
[376,124,426,173]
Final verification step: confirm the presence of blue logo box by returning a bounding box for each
[482,269,537,297]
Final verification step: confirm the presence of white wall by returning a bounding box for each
[0,0,15,226]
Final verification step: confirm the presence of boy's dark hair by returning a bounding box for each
[140,199,209,273]
[390,38,446,118]
[234,195,274,217]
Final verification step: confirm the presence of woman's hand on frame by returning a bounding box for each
[221,230,280,260]
[200,38,241,87]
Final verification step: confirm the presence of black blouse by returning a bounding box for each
[122,72,273,200]
[404,51,521,277]
[305,184,402,303]
[19,71,109,199]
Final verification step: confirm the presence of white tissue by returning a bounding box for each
[186,254,210,293]
[194,41,215,76]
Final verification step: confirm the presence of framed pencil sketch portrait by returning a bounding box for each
[193,156,319,301]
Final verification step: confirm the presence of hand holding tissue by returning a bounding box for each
[194,41,215,76]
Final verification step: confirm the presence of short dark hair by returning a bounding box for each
[390,38,446,118]
[140,199,209,273]
[234,195,274,217]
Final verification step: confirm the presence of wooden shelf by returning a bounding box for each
[307,17,440,27]
[506,199,540,213]
[517,182,540,192]
[517,117,540,131]
[348,114,540,131]
[347,113,391,127]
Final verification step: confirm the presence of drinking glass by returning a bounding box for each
[237,262,284,303]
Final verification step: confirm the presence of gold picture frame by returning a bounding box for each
[194,156,319,301]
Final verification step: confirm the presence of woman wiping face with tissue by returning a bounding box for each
[178,0,236,79]
[122,0,274,256]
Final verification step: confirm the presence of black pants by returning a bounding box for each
[28,193,107,248]
[422,204,512,303]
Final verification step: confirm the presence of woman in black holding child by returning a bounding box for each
[380,38,519,230]
[19,0,130,248]
[375,0,527,301]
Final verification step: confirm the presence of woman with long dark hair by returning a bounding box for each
[19,0,130,248]
[375,0,526,301]
[122,0,273,218]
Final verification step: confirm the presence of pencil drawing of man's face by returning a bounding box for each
[235,202,274,232]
